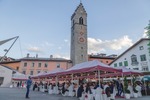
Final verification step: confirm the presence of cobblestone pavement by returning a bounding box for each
[0,88,150,100]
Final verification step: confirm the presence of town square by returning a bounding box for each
[0,0,150,100]
[0,88,150,100]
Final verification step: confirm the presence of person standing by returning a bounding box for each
[26,76,32,99]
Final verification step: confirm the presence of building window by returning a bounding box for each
[131,54,139,65]
[32,62,34,67]
[79,17,83,24]
[16,67,19,71]
[57,64,60,68]
[44,71,47,73]
[119,62,122,66]
[24,63,27,67]
[139,46,144,50]
[22,71,26,74]
[124,61,128,66]
[140,54,146,61]
[142,67,149,71]
[133,68,139,70]
[44,63,48,67]
[30,71,33,75]
[38,63,41,67]
[37,71,40,74]
[114,63,117,67]
[106,61,109,63]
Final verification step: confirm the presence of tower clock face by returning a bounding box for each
[80,32,84,35]
[79,37,85,43]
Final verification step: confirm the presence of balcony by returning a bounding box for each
[131,62,139,66]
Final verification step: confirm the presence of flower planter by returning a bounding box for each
[125,93,130,99]
[133,93,138,98]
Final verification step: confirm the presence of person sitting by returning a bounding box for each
[48,83,53,94]
[95,84,103,100]
[135,82,142,97]
[77,83,84,100]
[127,82,133,97]
[33,82,38,91]
[68,83,74,97]
[85,83,93,100]
[61,82,69,96]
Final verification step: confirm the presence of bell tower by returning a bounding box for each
[70,3,88,66]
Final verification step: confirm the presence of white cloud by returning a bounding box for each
[44,41,54,47]
[53,54,70,59]
[64,39,68,42]
[58,46,62,50]
[27,46,42,53]
[88,35,133,54]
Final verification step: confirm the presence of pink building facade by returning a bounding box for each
[19,56,72,75]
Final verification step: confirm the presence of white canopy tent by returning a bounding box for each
[12,72,28,81]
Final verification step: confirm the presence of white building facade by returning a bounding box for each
[0,65,13,87]
[110,38,150,72]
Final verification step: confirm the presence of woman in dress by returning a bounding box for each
[127,82,134,97]
[48,83,53,94]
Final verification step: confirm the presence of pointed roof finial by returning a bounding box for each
[80,0,82,3]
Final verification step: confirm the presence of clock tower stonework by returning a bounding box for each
[70,3,88,66]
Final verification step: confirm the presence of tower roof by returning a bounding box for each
[71,3,87,19]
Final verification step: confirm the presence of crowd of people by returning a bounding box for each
[10,77,150,100]
[10,81,26,88]
[30,78,145,100]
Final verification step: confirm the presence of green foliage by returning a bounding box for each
[125,89,131,93]
[124,76,130,93]
[145,20,150,56]
[132,77,138,93]
[145,20,150,38]
[133,87,138,93]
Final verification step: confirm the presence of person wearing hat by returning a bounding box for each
[25,76,32,99]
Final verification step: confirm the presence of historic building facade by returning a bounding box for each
[19,56,72,75]
[110,38,150,72]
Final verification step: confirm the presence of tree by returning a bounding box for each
[124,76,130,93]
[145,20,150,56]
[145,20,150,38]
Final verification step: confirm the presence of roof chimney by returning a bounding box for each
[27,53,29,58]
[50,55,53,58]
[36,54,38,58]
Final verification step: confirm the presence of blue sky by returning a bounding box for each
[0,0,150,59]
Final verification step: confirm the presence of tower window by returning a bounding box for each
[81,55,83,59]
[79,17,83,24]
[73,20,75,25]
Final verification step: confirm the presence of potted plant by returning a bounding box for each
[124,89,131,99]
[133,87,138,98]
[132,77,138,98]
[124,77,131,99]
